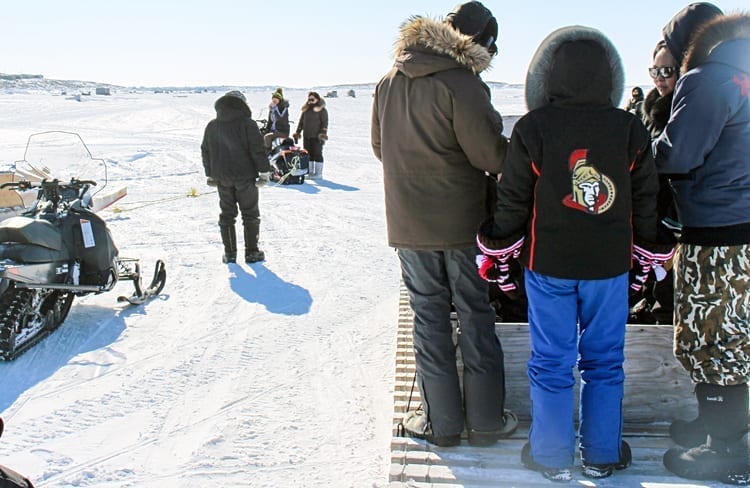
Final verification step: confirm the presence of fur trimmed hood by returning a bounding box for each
[524,25,624,111]
[393,15,493,75]
[683,13,750,72]
[301,97,326,113]
[214,94,252,120]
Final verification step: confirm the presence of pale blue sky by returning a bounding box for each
[1,1,747,88]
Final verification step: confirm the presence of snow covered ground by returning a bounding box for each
[0,85,526,487]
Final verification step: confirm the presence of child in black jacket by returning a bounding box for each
[477,26,672,481]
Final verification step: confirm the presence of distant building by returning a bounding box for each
[347,89,356,98]
[325,90,338,98]
[95,87,111,96]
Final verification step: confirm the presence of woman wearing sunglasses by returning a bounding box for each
[643,41,678,139]
[293,92,329,179]
[628,40,681,327]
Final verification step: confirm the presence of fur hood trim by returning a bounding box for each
[394,15,493,74]
[215,94,252,119]
[683,13,750,72]
[301,98,326,113]
[524,25,624,111]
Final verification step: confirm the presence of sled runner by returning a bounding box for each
[0,132,166,360]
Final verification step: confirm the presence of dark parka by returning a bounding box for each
[371,16,508,250]
[484,26,659,280]
[201,94,270,184]
[642,88,678,223]
[295,98,328,139]
[654,13,750,244]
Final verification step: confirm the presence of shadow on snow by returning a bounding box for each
[0,302,148,411]
[269,179,358,193]
[228,263,311,315]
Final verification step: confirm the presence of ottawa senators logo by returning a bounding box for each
[561,149,615,214]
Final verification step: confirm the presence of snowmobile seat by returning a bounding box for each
[0,216,63,250]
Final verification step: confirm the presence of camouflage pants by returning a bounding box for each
[673,243,750,385]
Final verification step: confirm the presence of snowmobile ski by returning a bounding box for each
[117,259,166,305]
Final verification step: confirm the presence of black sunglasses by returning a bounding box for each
[649,66,677,79]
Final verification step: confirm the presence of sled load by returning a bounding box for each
[0,132,166,360]
[268,137,309,185]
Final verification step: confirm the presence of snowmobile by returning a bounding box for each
[0,131,166,360]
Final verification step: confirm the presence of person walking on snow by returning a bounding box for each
[371,1,517,448]
[201,90,271,264]
[652,4,750,484]
[293,91,328,179]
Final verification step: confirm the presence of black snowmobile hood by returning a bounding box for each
[525,25,624,111]
[214,95,252,121]
[393,15,494,78]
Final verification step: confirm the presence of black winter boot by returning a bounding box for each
[243,221,265,263]
[220,225,237,263]
[663,383,750,485]
[669,384,708,448]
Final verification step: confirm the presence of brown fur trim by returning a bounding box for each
[683,13,750,72]
[300,98,326,112]
[394,15,492,74]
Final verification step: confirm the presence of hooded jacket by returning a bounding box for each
[654,13,750,244]
[296,98,328,139]
[269,99,290,135]
[485,26,659,280]
[201,94,270,183]
[371,15,508,250]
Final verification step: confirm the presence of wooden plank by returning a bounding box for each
[486,322,696,425]
[91,185,127,212]
[0,172,36,210]
[389,286,744,487]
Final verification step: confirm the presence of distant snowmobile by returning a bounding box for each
[0,131,166,360]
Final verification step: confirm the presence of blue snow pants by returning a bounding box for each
[398,247,507,437]
[525,269,627,468]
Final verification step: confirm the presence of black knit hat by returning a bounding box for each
[662,2,723,65]
[447,1,498,55]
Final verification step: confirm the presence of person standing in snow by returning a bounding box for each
[201,90,271,264]
[293,91,328,179]
[477,26,667,481]
[651,4,750,484]
[371,1,517,448]
[263,87,290,151]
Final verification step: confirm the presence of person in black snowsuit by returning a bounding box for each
[201,91,271,264]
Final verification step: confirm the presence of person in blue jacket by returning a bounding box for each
[652,3,750,485]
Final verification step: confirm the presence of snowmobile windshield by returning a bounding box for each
[15,131,107,199]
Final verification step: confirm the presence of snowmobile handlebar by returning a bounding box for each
[0,180,34,191]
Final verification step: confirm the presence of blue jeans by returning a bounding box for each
[525,269,627,468]
[398,247,507,436]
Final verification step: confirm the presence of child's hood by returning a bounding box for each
[524,25,624,111]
